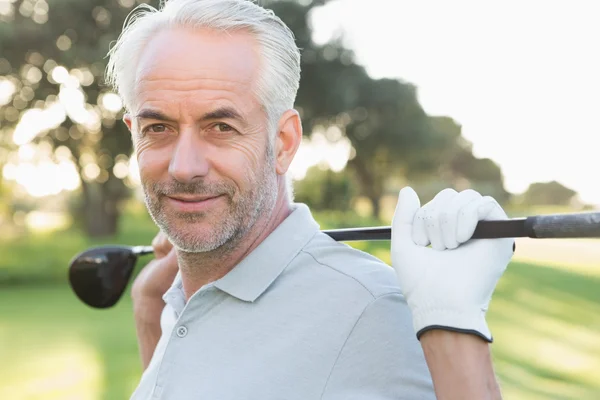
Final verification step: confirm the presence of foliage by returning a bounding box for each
[0,0,513,235]
[520,180,578,207]
[0,0,160,236]
[293,165,357,211]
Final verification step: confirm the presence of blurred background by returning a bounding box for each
[0,0,599,398]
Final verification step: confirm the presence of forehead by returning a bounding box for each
[132,27,261,113]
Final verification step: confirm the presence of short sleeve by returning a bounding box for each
[320,293,435,400]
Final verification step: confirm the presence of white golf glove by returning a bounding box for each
[391,187,514,342]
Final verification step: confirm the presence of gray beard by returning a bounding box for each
[142,149,278,253]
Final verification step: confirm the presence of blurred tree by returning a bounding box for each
[404,117,510,206]
[287,32,459,216]
[434,116,510,204]
[0,0,160,236]
[293,165,356,211]
[0,0,509,234]
[269,2,504,217]
[521,181,577,206]
[344,79,455,217]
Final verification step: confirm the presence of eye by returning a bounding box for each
[142,124,169,134]
[214,123,234,133]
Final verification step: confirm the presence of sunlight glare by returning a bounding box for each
[0,78,16,106]
[9,141,81,197]
[83,163,101,181]
[16,161,61,197]
[289,131,352,179]
[113,160,129,179]
[25,211,71,233]
[70,68,95,87]
[50,66,69,84]
[101,92,123,113]
[54,145,72,160]
[128,155,141,185]
[59,86,90,124]
[0,0,14,17]
[12,102,66,145]
[17,143,36,161]
[2,163,16,180]
[24,65,43,84]
[58,161,81,191]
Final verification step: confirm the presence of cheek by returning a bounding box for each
[212,139,268,185]
[136,143,171,181]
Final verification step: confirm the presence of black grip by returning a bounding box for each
[471,218,527,239]
[529,212,600,238]
[323,219,529,241]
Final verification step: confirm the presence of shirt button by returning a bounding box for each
[176,326,188,338]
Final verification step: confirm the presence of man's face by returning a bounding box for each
[125,28,278,252]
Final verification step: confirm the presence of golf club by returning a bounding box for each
[69,211,600,309]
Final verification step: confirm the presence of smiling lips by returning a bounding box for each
[166,194,224,212]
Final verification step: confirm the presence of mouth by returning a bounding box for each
[167,194,221,202]
[164,194,225,212]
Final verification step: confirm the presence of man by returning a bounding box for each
[106,0,514,398]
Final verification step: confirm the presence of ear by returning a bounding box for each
[123,113,134,132]
[274,109,302,175]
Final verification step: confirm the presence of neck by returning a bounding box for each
[176,191,293,300]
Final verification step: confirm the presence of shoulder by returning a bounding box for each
[299,236,435,398]
[298,231,403,299]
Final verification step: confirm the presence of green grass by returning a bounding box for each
[1,262,599,399]
[490,262,600,399]
[1,205,599,399]
[0,285,142,400]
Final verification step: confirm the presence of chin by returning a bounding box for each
[164,217,235,253]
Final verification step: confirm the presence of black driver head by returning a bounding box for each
[68,245,138,309]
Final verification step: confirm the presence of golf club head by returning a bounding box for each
[68,245,138,309]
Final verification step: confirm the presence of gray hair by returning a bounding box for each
[105,0,299,200]
[105,0,301,130]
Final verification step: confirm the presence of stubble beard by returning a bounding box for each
[142,147,279,253]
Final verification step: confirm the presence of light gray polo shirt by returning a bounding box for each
[130,204,434,399]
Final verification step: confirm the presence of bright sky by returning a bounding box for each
[310,0,600,205]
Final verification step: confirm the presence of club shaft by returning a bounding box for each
[326,212,600,241]
[133,212,600,255]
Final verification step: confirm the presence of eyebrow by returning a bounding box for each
[135,109,173,122]
[201,107,244,122]
[135,107,244,123]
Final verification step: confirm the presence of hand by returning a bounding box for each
[391,187,514,342]
[131,230,179,301]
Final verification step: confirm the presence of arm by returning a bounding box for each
[132,294,166,369]
[420,330,501,400]
[391,187,514,400]
[131,231,179,370]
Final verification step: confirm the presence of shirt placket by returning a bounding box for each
[151,284,226,399]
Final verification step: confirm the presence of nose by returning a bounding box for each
[168,129,210,183]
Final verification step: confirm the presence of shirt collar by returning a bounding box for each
[214,203,319,302]
[163,204,320,310]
